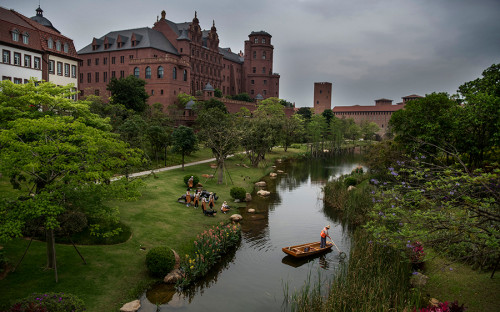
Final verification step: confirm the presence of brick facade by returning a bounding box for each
[313,82,332,114]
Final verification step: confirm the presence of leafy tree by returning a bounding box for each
[306,114,327,157]
[322,109,334,124]
[107,75,149,113]
[458,63,500,98]
[171,126,198,170]
[296,107,313,122]
[196,107,239,183]
[0,81,144,274]
[232,92,253,102]
[282,114,305,151]
[84,94,132,131]
[280,99,294,107]
[342,118,362,142]
[196,98,227,113]
[360,120,380,141]
[214,88,222,98]
[144,103,172,166]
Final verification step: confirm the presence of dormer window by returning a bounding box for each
[262,38,266,44]
[63,43,68,53]
[56,40,61,51]
[22,32,29,44]
[11,29,19,42]
[47,38,53,49]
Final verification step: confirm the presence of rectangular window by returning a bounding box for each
[103,71,107,83]
[79,60,83,66]
[111,57,116,64]
[57,62,62,75]
[14,78,22,84]
[103,57,107,65]
[254,38,258,43]
[87,59,91,66]
[79,73,83,83]
[13,52,21,65]
[23,35,29,44]
[87,73,91,83]
[71,65,77,78]
[2,76,12,81]
[262,52,266,60]
[95,72,99,83]
[111,71,116,78]
[49,60,55,74]
[263,80,267,85]
[262,38,266,44]
[2,50,10,64]
[24,55,31,67]
[252,67,256,73]
[129,55,133,59]
[120,70,124,78]
[95,58,99,65]
[251,89,254,95]
[263,90,267,95]
[12,32,19,42]
[120,56,124,63]
[34,57,40,69]
[251,80,254,85]
[64,63,70,77]
[24,79,29,84]
[262,67,266,74]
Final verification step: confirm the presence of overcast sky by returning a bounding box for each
[3,0,500,107]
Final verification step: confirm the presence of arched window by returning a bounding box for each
[183,70,187,81]
[47,38,53,49]
[145,66,151,79]
[134,67,140,78]
[158,66,164,78]
[173,67,177,80]
[56,41,61,51]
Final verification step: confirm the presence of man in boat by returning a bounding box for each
[320,225,331,248]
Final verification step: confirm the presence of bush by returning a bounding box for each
[0,249,6,273]
[344,176,357,187]
[230,187,246,201]
[8,292,85,312]
[146,247,175,278]
[183,175,199,188]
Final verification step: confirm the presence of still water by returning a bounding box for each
[140,155,363,312]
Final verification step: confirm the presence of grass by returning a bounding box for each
[0,146,305,311]
[422,251,500,312]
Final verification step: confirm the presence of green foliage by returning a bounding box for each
[183,175,200,187]
[344,177,357,187]
[106,75,149,113]
[360,120,380,141]
[296,107,312,121]
[232,92,253,102]
[458,63,500,98]
[8,292,86,312]
[0,249,6,273]
[321,109,334,124]
[230,187,246,201]
[197,98,227,113]
[279,99,294,107]
[282,114,305,151]
[214,88,222,98]
[171,126,198,169]
[146,246,175,278]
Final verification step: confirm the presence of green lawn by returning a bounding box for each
[0,147,305,311]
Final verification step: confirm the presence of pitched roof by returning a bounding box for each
[332,104,405,113]
[219,47,243,64]
[78,27,179,55]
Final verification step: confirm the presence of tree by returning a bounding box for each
[458,63,500,98]
[196,107,239,183]
[322,109,334,124]
[282,114,305,151]
[232,92,253,102]
[196,98,227,113]
[306,114,327,157]
[107,75,149,113]
[280,99,294,108]
[171,126,198,170]
[296,107,313,122]
[0,81,144,275]
[214,88,223,98]
[360,120,380,141]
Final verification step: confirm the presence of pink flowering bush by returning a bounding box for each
[414,300,466,312]
[408,241,425,263]
[8,292,85,312]
[178,222,241,288]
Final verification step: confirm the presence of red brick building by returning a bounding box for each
[313,82,332,114]
[77,10,280,110]
[332,94,422,136]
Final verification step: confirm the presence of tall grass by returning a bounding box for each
[288,231,423,312]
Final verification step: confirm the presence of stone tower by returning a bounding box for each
[313,82,332,114]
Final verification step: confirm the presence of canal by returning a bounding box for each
[140,154,363,311]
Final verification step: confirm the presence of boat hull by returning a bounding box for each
[282,241,333,258]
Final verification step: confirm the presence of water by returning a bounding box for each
[140,155,363,312]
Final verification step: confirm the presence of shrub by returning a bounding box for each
[0,249,6,273]
[183,175,199,187]
[230,187,246,201]
[146,247,175,278]
[344,176,357,187]
[8,292,85,312]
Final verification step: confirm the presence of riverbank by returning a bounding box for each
[0,146,306,311]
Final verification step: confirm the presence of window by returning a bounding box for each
[262,67,266,74]
[34,57,40,69]
[57,62,62,75]
[134,67,140,78]
[161,89,164,95]
[95,58,99,65]
[12,29,19,42]
[87,73,91,83]
[49,60,55,74]
[252,67,256,73]
[87,59,91,66]
[262,38,266,44]
[2,76,12,81]
[251,89,254,95]
[173,67,177,80]
[103,57,107,65]
[120,70,124,78]
[120,56,124,63]
[111,57,116,64]
[63,43,68,53]
[56,41,61,51]
[262,51,266,59]
[145,66,151,79]
[47,38,53,49]
[71,65,76,78]
[13,52,21,65]
[151,90,154,95]
[14,78,22,84]
[263,80,267,85]
[95,89,100,96]
[183,69,187,81]
[253,51,256,59]
[79,73,83,83]
[254,38,258,43]
[103,71,107,82]
[251,80,254,85]
[129,55,133,59]
[111,71,116,78]
[157,66,164,78]
[263,90,267,95]
[3,50,10,64]
[95,72,99,82]
[23,32,29,44]
[64,63,70,77]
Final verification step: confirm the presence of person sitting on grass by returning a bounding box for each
[220,201,230,214]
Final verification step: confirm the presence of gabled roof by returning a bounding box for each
[219,47,243,64]
[78,27,179,55]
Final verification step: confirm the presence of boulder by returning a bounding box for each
[257,190,271,196]
[255,181,267,187]
[248,208,255,213]
[347,185,356,191]
[120,300,141,312]
[245,193,252,202]
[164,268,183,284]
[410,272,429,288]
[270,172,277,177]
[277,170,284,174]
[230,214,243,222]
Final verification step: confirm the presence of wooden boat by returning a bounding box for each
[282,241,332,258]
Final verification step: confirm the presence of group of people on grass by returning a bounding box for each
[184,176,230,216]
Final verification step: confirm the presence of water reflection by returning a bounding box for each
[144,155,363,311]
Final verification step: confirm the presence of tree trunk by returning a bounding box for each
[217,159,224,184]
[46,229,56,269]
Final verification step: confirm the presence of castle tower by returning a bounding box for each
[313,82,332,114]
